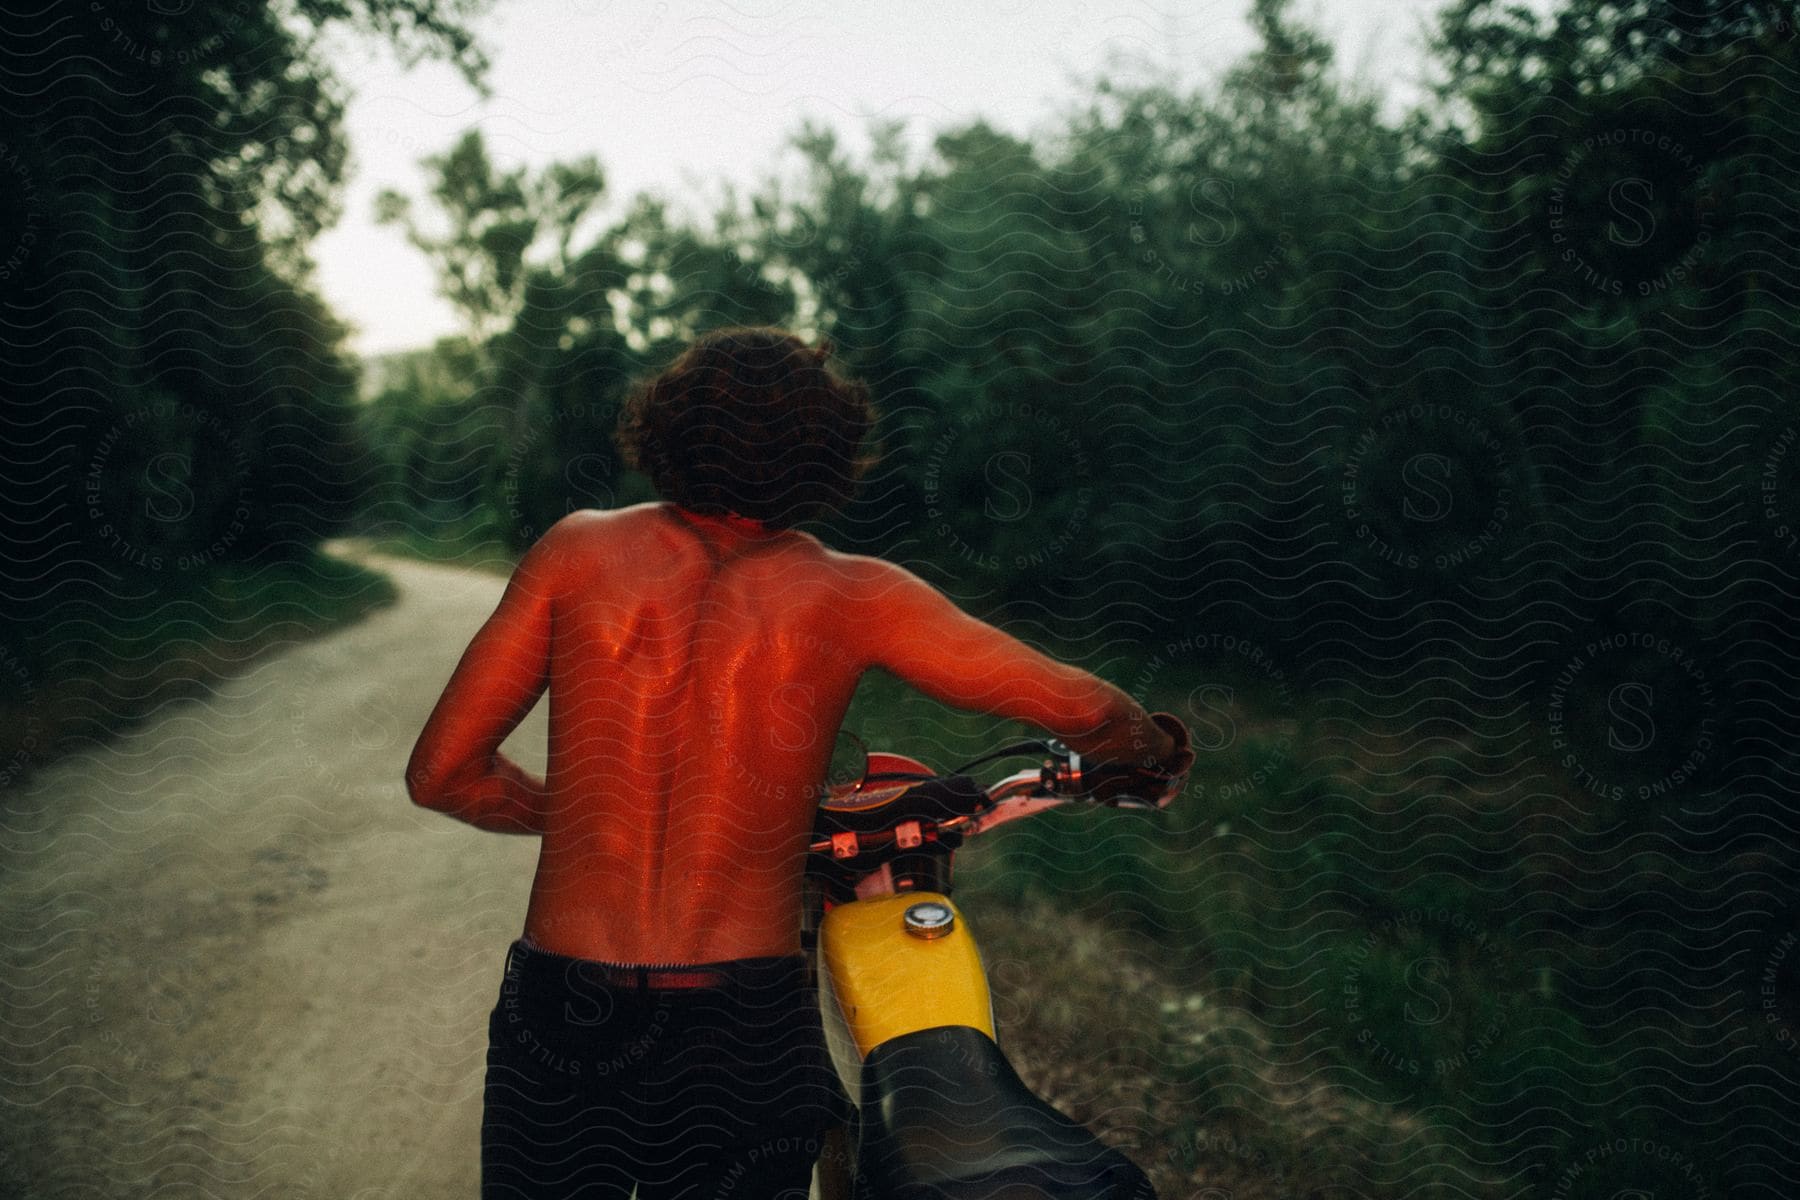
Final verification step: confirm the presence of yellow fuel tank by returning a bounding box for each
[817,892,994,1059]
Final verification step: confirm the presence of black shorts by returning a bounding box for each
[481,937,853,1200]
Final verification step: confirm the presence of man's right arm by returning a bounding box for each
[839,555,1178,768]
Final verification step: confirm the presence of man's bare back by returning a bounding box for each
[407,501,1178,965]
[527,501,865,963]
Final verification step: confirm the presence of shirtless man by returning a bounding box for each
[406,326,1194,1199]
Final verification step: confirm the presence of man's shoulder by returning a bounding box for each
[530,508,914,593]
[804,546,926,601]
[564,502,660,530]
[537,504,658,546]
[515,506,650,579]
[532,505,837,561]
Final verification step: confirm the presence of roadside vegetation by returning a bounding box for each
[0,553,396,788]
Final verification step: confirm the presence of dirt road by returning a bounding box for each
[0,547,547,1197]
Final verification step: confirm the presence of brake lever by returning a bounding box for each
[1101,792,1166,811]
[1077,758,1187,810]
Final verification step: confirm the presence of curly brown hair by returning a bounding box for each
[614,325,877,529]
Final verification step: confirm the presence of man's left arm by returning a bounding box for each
[405,520,572,834]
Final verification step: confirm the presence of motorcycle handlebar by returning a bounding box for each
[806,712,1194,854]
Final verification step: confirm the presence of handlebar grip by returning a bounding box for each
[1086,711,1192,809]
[1148,710,1195,775]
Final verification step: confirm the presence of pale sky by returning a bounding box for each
[314,0,1457,357]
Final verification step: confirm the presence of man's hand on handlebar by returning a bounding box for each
[1148,710,1195,775]
[1084,710,1193,808]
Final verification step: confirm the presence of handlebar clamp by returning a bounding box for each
[1044,741,1080,798]
[1042,745,1083,796]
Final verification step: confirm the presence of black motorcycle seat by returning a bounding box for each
[854,1024,1156,1199]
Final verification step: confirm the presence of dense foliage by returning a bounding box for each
[0,0,491,692]
[359,4,1796,665]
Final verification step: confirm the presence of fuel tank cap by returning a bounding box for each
[902,901,955,939]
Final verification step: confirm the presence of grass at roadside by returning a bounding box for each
[937,652,1768,1200]
[841,664,1487,1198]
[343,507,518,575]
[970,896,1459,1200]
[0,550,398,788]
[352,514,517,577]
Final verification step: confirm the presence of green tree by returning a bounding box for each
[1,0,496,600]
[375,132,609,344]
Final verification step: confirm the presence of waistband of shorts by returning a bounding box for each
[505,936,810,993]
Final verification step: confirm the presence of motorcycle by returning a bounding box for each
[803,713,1192,1199]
